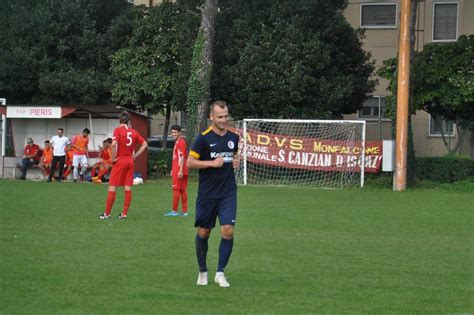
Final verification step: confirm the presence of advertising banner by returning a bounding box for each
[244,130,382,172]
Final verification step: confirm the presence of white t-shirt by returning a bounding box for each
[50,135,70,156]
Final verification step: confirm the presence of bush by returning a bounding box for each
[415,179,474,191]
[364,173,393,189]
[148,149,173,179]
[416,154,474,183]
[364,154,474,188]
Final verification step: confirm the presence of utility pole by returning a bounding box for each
[0,98,6,157]
[394,0,411,191]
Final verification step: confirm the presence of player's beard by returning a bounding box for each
[214,121,227,131]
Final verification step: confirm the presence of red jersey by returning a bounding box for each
[100,147,112,164]
[65,150,74,166]
[24,144,40,162]
[71,135,89,155]
[172,137,188,176]
[112,125,145,159]
[42,147,53,164]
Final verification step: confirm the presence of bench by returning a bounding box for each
[10,157,101,180]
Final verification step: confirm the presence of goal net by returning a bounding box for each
[233,119,366,189]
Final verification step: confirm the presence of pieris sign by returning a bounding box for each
[6,106,62,119]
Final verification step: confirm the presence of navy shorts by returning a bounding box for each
[195,192,237,229]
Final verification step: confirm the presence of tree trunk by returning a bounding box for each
[181,110,188,137]
[452,122,468,153]
[440,120,450,151]
[440,119,467,154]
[162,102,172,150]
[196,0,218,133]
[185,0,218,141]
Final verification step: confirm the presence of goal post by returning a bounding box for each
[234,119,366,189]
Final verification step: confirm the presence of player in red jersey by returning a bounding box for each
[91,138,113,183]
[39,140,53,179]
[164,125,188,217]
[62,148,74,180]
[99,111,147,220]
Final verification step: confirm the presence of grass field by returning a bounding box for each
[0,179,472,314]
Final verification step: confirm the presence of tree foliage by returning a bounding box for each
[379,35,474,153]
[412,35,474,129]
[0,0,131,105]
[111,1,199,115]
[211,0,375,119]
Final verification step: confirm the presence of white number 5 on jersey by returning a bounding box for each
[126,132,133,146]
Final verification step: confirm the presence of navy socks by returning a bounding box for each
[195,234,209,272]
[196,234,234,273]
[217,238,234,272]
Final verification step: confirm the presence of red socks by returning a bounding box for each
[172,190,180,212]
[97,168,109,179]
[123,190,132,216]
[105,191,116,216]
[63,168,71,177]
[90,166,98,177]
[172,189,187,213]
[181,190,188,213]
[104,190,132,217]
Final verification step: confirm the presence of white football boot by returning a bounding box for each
[196,272,208,286]
[214,272,230,288]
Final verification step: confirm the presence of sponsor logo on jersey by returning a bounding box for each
[210,151,234,163]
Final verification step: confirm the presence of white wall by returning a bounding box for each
[11,118,117,156]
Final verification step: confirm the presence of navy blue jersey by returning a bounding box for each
[190,127,240,199]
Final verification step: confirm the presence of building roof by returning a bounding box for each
[64,105,149,119]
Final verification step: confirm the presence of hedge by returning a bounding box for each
[148,149,173,179]
[360,155,473,188]
[416,155,474,183]
[147,150,473,184]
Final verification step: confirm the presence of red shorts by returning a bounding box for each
[172,175,188,191]
[109,158,134,187]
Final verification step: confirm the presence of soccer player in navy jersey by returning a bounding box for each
[187,101,240,287]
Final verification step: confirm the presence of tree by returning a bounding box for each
[0,0,131,105]
[380,35,474,154]
[111,1,199,148]
[412,35,474,153]
[210,0,375,119]
[186,0,219,135]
